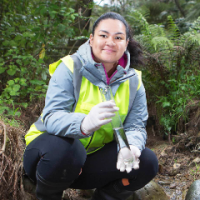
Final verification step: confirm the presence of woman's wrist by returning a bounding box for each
[80,122,91,136]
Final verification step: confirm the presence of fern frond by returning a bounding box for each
[126,9,150,35]
[149,24,166,37]
[167,15,180,39]
[138,5,150,20]
[191,16,200,31]
[184,32,200,46]
[151,36,174,51]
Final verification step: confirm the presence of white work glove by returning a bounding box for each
[81,101,119,135]
[117,145,141,173]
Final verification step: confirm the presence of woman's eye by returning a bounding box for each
[100,35,107,38]
[116,36,122,40]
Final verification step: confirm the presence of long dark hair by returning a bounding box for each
[92,12,144,67]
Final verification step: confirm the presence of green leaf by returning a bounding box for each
[2,40,10,46]
[162,102,171,108]
[10,40,17,46]
[14,34,23,41]
[7,80,14,85]
[38,59,44,64]
[13,84,20,92]
[57,24,66,32]
[40,7,47,15]
[10,91,17,96]
[22,32,35,38]
[49,10,57,19]
[16,59,22,65]
[21,102,28,108]
[41,71,47,80]
[69,8,75,13]
[14,111,21,117]
[30,80,45,85]
[7,68,17,76]
[0,106,9,114]
[71,15,75,20]
[0,66,7,74]
[20,78,27,86]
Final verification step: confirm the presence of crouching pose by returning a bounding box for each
[23,12,158,200]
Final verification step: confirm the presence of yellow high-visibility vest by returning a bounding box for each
[25,55,141,154]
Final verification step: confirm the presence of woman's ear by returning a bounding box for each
[89,34,94,47]
[126,39,129,50]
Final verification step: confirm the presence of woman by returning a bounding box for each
[23,12,158,200]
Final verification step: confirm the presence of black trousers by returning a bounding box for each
[23,132,158,192]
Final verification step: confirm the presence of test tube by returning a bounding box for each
[99,86,130,150]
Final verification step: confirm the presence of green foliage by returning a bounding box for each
[0,0,85,117]
[157,70,200,135]
[0,115,21,127]
[127,11,200,135]
[151,36,173,51]
[125,8,150,35]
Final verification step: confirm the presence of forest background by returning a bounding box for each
[0,0,200,199]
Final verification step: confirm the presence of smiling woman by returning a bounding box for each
[90,19,128,77]
[23,12,158,200]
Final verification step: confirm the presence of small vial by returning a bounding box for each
[100,86,134,164]
[100,86,133,150]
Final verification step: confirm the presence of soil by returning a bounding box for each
[147,135,200,200]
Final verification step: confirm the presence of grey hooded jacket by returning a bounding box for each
[42,40,148,151]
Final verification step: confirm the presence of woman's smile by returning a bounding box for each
[103,49,116,53]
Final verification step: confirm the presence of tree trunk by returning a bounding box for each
[174,0,185,17]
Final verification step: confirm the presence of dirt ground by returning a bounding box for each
[147,135,200,200]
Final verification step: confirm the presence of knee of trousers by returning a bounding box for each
[139,148,158,180]
[37,137,87,183]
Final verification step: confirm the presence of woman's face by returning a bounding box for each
[90,19,129,67]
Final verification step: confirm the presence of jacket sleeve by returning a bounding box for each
[42,62,88,139]
[123,81,148,151]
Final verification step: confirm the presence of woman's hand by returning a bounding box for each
[81,101,119,135]
[117,145,141,173]
[130,145,141,170]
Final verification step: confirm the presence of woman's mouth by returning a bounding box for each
[103,49,116,53]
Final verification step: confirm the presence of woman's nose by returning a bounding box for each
[106,37,115,46]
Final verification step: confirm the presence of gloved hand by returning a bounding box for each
[117,145,141,173]
[81,101,119,135]
[130,145,141,170]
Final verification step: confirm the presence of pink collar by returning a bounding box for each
[118,53,127,68]
[92,53,127,84]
